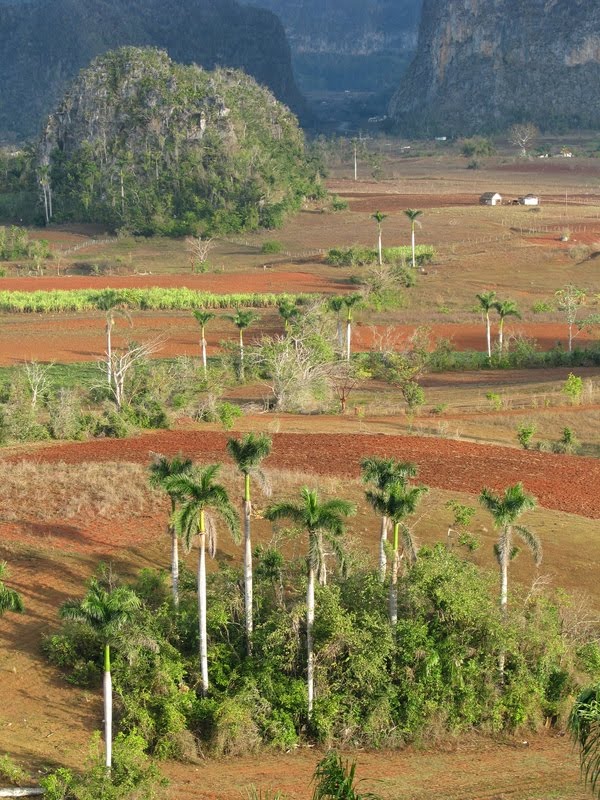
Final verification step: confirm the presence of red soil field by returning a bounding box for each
[0,270,338,294]
[5,429,599,518]
[0,314,590,365]
[344,192,476,211]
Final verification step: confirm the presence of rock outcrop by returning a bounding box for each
[390,0,600,134]
[0,0,306,140]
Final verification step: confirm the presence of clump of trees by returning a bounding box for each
[38,47,323,236]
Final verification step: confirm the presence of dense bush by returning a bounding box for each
[45,547,596,757]
[326,245,435,268]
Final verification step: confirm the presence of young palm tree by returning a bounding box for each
[476,290,497,358]
[327,296,346,352]
[312,750,383,800]
[226,433,273,652]
[479,483,540,613]
[343,294,362,362]
[228,310,259,380]
[192,310,216,376]
[494,299,521,353]
[264,488,355,715]
[59,578,141,769]
[569,684,600,799]
[168,464,240,694]
[0,561,24,616]
[404,209,423,269]
[277,298,301,332]
[371,210,387,266]
[369,481,428,624]
[148,453,193,606]
[97,290,131,385]
[360,457,417,582]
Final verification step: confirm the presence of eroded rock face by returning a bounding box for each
[389,0,600,134]
[0,0,306,140]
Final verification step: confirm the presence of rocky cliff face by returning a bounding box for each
[0,0,306,140]
[390,0,600,134]
[245,0,422,92]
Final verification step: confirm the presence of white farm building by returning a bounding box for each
[479,192,502,206]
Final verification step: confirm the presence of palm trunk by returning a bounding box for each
[498,528,510,678]
[337,317,344,351]
[106,319,112,385]
[389,522,400,625]
[498,318,504,353]
[411,225,416,269]
[198,514,209,694]
[377,228,382,266]
[201,327,207,376]
[568,322,573,353]
[239,330,245,380]
[486,312,491,358]
[379,515,388,582]
[307,559,315,716]
[171,527,179,607]
[243,474,253,654]
[103,643,112,769]
[346,318,352,362]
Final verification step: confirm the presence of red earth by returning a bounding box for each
[4,429,599,518]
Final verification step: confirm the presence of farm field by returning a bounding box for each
[0,150,599,799]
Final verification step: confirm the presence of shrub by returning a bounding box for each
[401,381,425,412]
[261,240,283,254]
[517,422,536,450]
[531,301,553,314]
[460,137,496,157]
[0,754,29,785]
[563,373,584,404]
[330,194,349,212]
[553,427,580,455]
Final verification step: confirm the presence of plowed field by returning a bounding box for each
[5,429,599,518]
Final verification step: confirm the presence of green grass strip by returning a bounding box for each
[0,288,314,313]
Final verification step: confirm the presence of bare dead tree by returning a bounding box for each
[23,360,53,409]
[324,360,369,413]
[100,337,165,409]
[508,123,539,157]
[185,235,214,272]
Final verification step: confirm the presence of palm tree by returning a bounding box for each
[226,433,273,652]
[404,209,423,269]
[277,298,300,332]
[369,481,428,624]
[327,296,346,352]
[371,210,387,266]
[228,310,259,380]
[360,457,417,582]
[494,299,521,354]
[264,488,355,715]
[97,290,132,385]
[479,483,540,614]
[343,294,362,362]
[569,684,600,799]
[148,453,193,606]
[192,310,216,376]
[59,578,141,769]
[0,561,24,616]
[476,290,497,358]
[168,464,240,694]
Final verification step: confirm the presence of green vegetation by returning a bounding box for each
[326,245,435,267]
[40,48,321,236]
[0,288,311,313]
[460,137,496,157]
[261,240,284,254]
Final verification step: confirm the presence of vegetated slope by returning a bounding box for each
[38,48,318,235]
[243,0,422,93]
[389,0,600,134]
[0,0,307,141]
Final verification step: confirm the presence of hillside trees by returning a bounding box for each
[39,48,320,235]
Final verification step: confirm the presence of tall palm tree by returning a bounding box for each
[0,561,24,616]
[476,290,497,358]
[369,481,428,624]
[97,290,132,385]
[60,578,141,769]
[226,433,273,652]
[343,294,362,362]
[479,483,540,613]
[494,299,521,353]
[265,488,355,715]
[360,457,417,582]
[327,296,346,352]
[371,210,387,266]
[404,209,423,269]
[228,310,259,380]
[193,310,216,376]
[168,464,240,694]
[569,684,600,799]
[277,298,300,332]
[148,453,193,606]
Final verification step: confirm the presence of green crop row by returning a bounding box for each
[0,288,314,313]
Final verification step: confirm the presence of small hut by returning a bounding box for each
[518,194,540,206]
[479,191,502,206]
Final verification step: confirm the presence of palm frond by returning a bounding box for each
[570,685,600,798]
[515,525,542,565]
[400,523,418,565]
